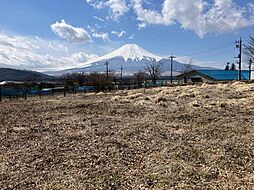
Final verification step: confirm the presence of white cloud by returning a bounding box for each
[138,22,147,30]
[93,16,105,22]
[0,33,98,71]
[105,0,129,20]
[50,19,92,43]
[132,0,254,38]
[249,3,254,10]
[132,0,173,25]
[48,41,69,52]
[92,32,110,41]
[87,0,254,37]
[129,34,135,39]
[87,25,111,41]
[111,30,126,37]
[85,0,105,9]
[64,52,98,64]
[86,0,129,20]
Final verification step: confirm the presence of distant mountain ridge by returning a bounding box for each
[0,68,52,82]
[48,43,215,76]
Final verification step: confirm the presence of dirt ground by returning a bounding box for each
[0,82,254,189]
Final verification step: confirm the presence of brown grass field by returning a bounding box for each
[0,82,254,189]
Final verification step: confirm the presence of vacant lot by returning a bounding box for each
[1,82,254,189]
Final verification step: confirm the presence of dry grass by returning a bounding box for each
[1,82,254,189]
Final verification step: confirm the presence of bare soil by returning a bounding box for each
[1,82,254,189]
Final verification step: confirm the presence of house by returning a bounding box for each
[176,70,250,83]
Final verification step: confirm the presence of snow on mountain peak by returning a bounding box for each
[71,43,163,70]
[102,43,162,62]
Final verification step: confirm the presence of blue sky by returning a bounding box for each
[0,0,254,71]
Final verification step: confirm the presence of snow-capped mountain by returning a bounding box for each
[101,43,161,62]
[50,44,213,76]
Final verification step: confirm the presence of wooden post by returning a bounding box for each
[249,59,252,81]
[0,86,2,102]
[105,61,109,79]
[120,66,123,90]
[24,91,27,100]
[64,88,66,97]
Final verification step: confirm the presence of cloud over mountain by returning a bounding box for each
[51,20,92,43]
[0,33,97,71]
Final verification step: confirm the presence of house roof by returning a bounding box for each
[177,70,249,81]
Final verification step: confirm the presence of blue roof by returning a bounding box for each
[196,70,249,81]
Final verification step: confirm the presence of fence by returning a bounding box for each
[0,82,170,102]
[0,86,96,101]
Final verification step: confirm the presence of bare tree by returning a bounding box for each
[61,73,75,87]
[244,36,254,61]
[145,61,163,84]
[61,72,89,87]
[72,72,88,86]
[89,72,115,92]
[134,71,147,87]
[181,59,193,83]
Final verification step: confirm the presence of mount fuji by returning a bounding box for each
[50,44,213,76]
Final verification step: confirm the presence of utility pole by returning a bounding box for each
[249,59,253,81]
[120,66,123,87]
[235,38,242,81]
[105,61,109,79]
[170,55,176,84]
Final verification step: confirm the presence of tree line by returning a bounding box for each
[60,60,167,92]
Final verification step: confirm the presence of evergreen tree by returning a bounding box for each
[230,63,236,70]
[225,62,230,70]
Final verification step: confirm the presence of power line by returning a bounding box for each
[179,43,233,57]
[190,50,235,60]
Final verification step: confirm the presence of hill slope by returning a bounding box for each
[0,68,52,82]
